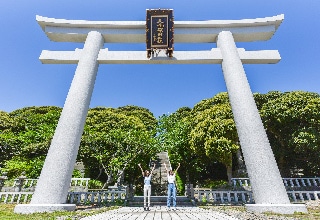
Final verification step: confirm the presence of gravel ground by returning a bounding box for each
[206,201,320,220]
[206,206,301,220]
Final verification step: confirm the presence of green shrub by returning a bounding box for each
[72,169,83,178]
[2,156,44,179]
[201,196,207,204]
[88,179,103,189]
[202,179,229,189]
[175,173,185,195]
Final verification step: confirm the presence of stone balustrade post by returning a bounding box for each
[185,184,194,199]
[0,172,8,192]
[15,172,27,192]
[184,184,189,197]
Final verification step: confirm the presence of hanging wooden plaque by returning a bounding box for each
[146,9,174,58]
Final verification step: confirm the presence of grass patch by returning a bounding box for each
[200,204,320,220]
[0,204,119,220]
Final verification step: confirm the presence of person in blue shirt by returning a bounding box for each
[138,162,156,211]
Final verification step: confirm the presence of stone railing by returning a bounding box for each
[3,189,318,205]
[0,192,33,204]
[189,180,320,204]
[231,178,251,188]
[231,177,320,189]
[194,189,254,204]
[283,178,320,188]
[13,178,38,188]
[1,177,90,192]
[0,187,128,205]
[287,191,320,202]
[193,189,320,204]
[1,178,37,192]
[67,190,127,205]
[70,178,90,187]
[69,178,90,192]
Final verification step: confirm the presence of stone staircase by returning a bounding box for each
[128,152,193,207]
[151,152,171,196]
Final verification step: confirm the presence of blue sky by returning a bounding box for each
[0,0,319,117]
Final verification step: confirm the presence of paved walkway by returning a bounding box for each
[80,206,238,220]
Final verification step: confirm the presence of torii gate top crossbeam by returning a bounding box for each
[36,14,284,43]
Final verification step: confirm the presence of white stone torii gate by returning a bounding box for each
[15,14,307,214]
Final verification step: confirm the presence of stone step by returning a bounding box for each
[131,196,190,202]
[127,202,194,207]
[128,196,194,207]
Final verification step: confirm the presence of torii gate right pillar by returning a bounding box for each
[217,31,307,214]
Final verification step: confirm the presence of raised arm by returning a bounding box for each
[138,163,144,176]
[163,163,169,173]
[150,163,156,175]
[174,163,181,173]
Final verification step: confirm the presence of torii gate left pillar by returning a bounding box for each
[15,31,104,213]
[15,14,307,214]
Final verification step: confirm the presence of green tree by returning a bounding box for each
[0,111,15,167]
[79,106,158,187]
[253,91,283,110]
[156,107,202,185]
[116,105,157,132]
[0,106,61,177]
[190,93,239,183]
[260,91,320,177]
[0,111,12,131]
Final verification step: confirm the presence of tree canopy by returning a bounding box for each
[0,105,158,183]
[0,106,61,177]
[1,91,319,187]
[259,91,320,176]
[78,106,158,186]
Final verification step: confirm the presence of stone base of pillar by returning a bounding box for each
[245,204,308,214]
[14,204,76,214]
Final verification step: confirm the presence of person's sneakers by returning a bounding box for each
[147,207,150,211]
[172,207,176,211]
[144,207,146,211]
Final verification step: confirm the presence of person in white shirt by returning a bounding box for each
[163,162,180,210]
[138,163,156,211]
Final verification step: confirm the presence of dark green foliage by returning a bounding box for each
[175,173,184,195]
[0,90,319,186]
[78,106,158,186]
[0,106,61,177]
[258,91,320,177]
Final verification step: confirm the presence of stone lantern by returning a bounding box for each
[15,172,27,192]
[0,172,8,192]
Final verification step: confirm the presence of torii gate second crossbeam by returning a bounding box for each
[15,14,307,214]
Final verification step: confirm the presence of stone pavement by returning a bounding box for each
[80,206,239,220]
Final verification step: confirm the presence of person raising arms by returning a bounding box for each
[163,162,180,210]
[138,162,156,211]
